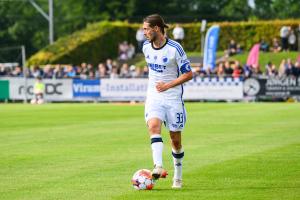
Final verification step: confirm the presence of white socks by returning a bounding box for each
[172,148,184,180]
[150,134,184,180]
[150,134,163,167]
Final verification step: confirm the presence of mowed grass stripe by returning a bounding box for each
[116,143,300,200]
[0,103,299,200]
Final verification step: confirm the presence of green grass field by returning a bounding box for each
[0,103,299,200]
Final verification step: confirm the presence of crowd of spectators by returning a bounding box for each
[1,55,300,80]
[225,26,298,56]
[192,57,300,79]
[0,59,149,79]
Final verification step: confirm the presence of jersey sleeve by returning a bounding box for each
[175,45,191,74]
[142,40,150,54]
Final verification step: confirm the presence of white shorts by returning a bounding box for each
[145,98,187,132]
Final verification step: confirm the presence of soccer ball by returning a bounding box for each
[131,169,155,190]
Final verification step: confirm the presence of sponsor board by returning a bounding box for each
[99,79,148,101]
[73,79,100,98]
[6,77,72,101]
[246,76,300,98]
[183,77,243,100]
[0,80,9,100]
[1,77,244,101]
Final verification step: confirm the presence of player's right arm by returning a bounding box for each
[156,43,193,92]
[156,71,192,92]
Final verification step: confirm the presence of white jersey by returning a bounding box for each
[142,38,191,100]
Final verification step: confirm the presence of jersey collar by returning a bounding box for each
[151,38,168,50]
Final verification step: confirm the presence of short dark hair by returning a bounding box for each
[143,14,169,34]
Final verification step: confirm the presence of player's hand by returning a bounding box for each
[156,81,169,92]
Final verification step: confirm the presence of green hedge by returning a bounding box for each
[28,20,300,65]
[27,21,139,65]
[177,20,300,52]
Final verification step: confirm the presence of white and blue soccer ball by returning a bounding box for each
[131,169,155,190]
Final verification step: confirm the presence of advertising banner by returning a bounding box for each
[246,44,260,67]
[203,25,220,71]
[183,77,243,100]
[2,77,245,101]
[7,78,72,101]
[73,79,100,98]
[244,76,300,98]
[0,80,9,100]
[99,79,148,101]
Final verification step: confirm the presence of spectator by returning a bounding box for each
[106,58,113,73]
[127,44,135,59]
[0,64,6,76]
[227,39,237,56]
[65,65,76,78]
[143,65,149,77]
[288,28,297,51]
[11,66,23,77]
[232,61,243,78]
[260,39,269,52]
[265,62,278,76]
[278,59,287,77]
[236,44,243,54]
[118,41,129,61]
[120,63,131,78]
[251,65,262,77]
[53,64,65,79]
[132,66,143,78]
[224,61,233,76]
[285,58,294,76]
[87,63,94,74]
[110,67,119,79]
[75,65,83,79]
[172,24,185,45]
[292,61,300,77]
[136,27,146,53]
[79,62,89,79]
[216,62,225,77]
[270,38,282,52]
[31,65,43,78]
[43,65,53,79]
[243,64,252,78]
[280,26,289,51]
[88,71,95,79]
[193,63,207,77]
[96,63,108,78]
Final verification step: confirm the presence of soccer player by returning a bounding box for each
[142,14,193,189]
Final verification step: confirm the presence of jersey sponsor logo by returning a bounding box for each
[147,63,166,73]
